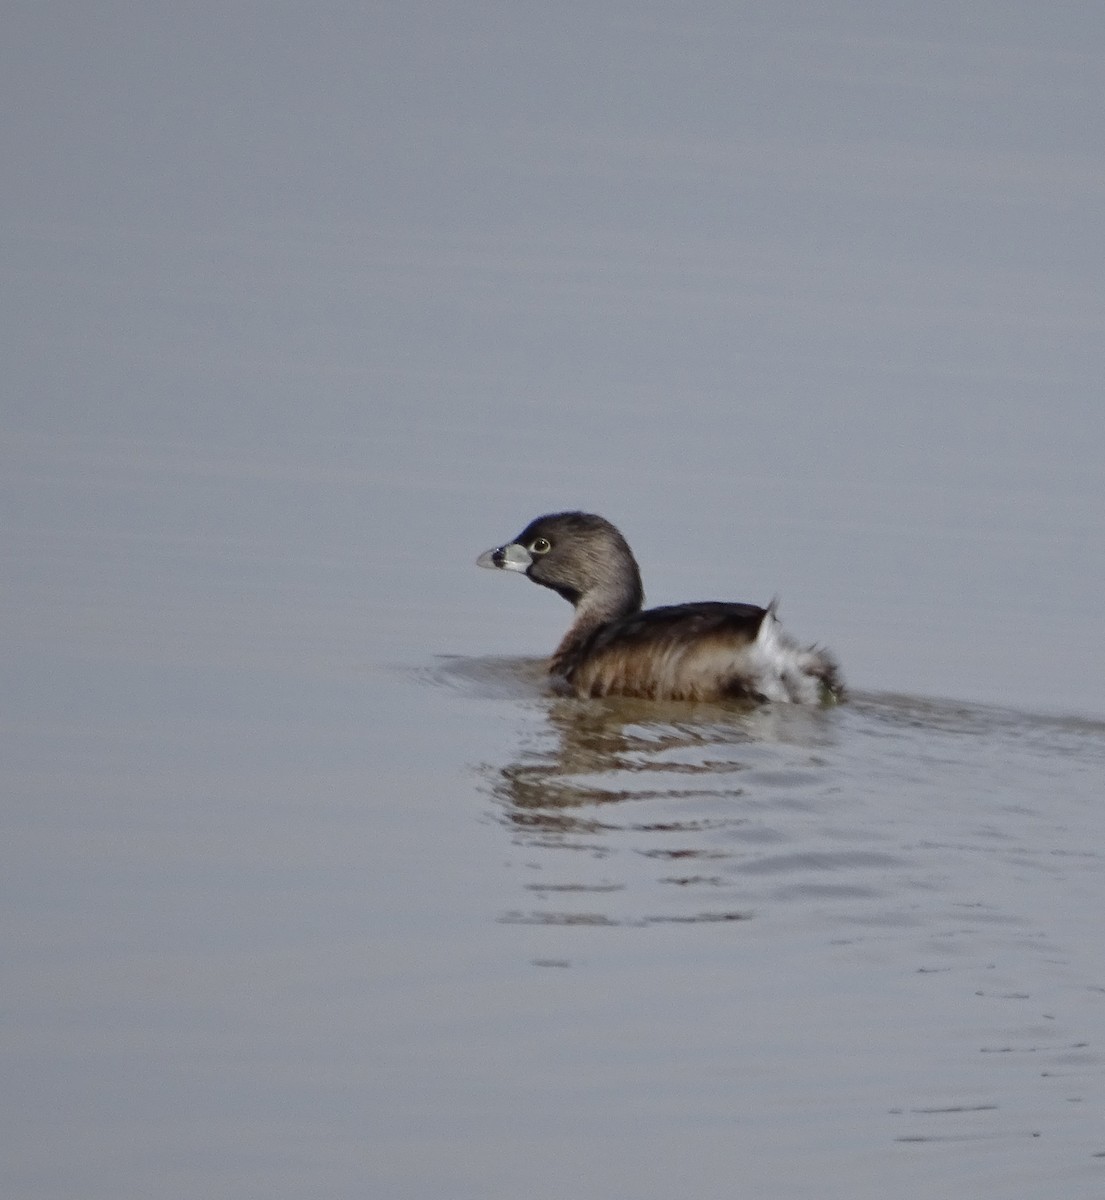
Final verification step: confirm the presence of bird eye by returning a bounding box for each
[530,537,551,554]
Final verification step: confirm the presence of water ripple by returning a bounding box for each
[444,655,1105,950]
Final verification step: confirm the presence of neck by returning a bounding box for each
[549,577,642,677]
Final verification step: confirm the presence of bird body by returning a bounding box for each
[477,511,842,705]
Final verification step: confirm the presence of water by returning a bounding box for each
[441,667,1105,1196]
[5,5,1105,1198]
[7,614,1105,1198]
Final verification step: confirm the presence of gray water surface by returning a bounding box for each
[7,644,1105,1199]
[5,4,1105,1198]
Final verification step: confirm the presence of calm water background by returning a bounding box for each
[4,4,1105,1198]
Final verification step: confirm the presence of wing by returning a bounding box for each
[566,602,772,701]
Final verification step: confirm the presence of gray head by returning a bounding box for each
[477,511,644,618]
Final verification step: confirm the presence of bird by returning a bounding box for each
[476,511,843,704]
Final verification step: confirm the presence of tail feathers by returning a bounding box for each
[802,644,845,701]
[755,602,845,704]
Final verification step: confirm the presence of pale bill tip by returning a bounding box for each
[476,542,532,572]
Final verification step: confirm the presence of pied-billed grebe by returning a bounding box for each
[477,511,843,704]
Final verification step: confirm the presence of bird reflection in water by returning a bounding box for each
[482,686,837,929]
